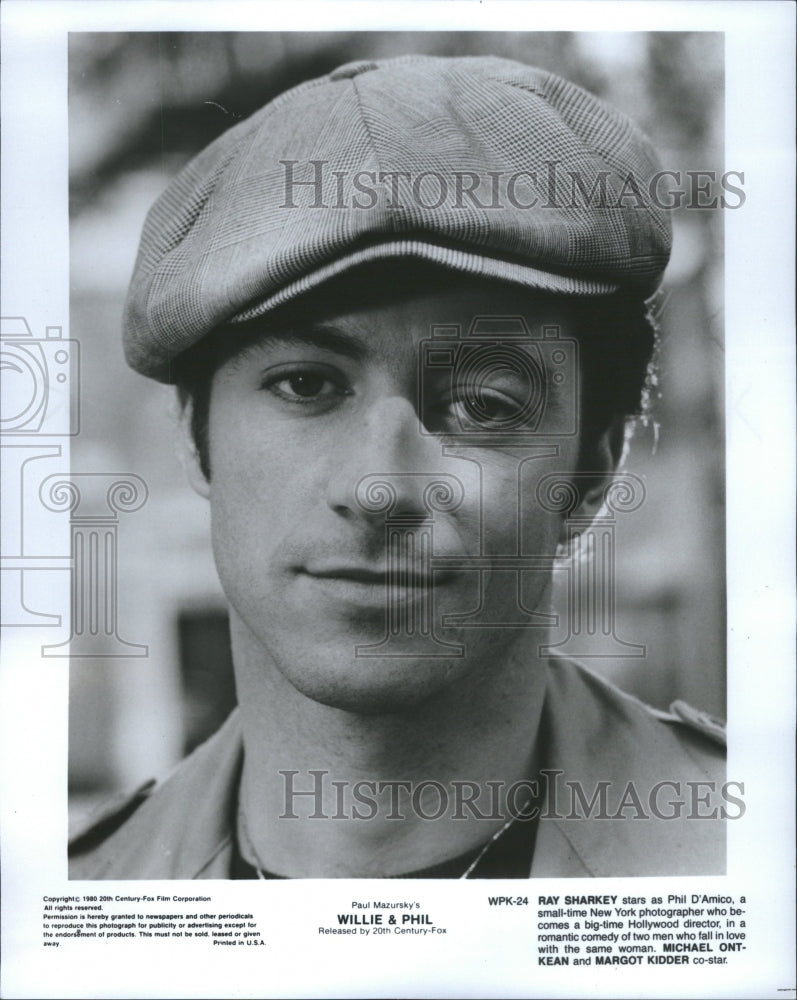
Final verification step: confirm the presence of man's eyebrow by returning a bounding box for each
[237,323,369,361]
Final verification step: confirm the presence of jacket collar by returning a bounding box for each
[532,658,725,876]
[78,659,723,878]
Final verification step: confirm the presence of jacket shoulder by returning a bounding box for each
[545,655,726,773]
[68,710,244,880]
[658,698,726,748]
[540,657,727,877]
[69,781,156,859]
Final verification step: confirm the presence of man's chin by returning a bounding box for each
[277,652,468,717]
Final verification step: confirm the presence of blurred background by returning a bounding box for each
[67,31,725,824]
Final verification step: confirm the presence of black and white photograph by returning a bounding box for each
[65,29,730,881]
[1,2,794,998]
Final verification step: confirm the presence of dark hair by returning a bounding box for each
[173,260,658,480]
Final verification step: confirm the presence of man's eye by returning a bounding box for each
[452,392,520,426]
[261,368,348,404]
[422,389,524,433]
[430,388,525,431]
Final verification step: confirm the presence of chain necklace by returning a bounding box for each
[457,807,531,879]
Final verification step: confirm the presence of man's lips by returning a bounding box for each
[294,564,461,610]
[298,565,452,586]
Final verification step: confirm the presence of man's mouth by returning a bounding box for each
[295,563,459,607]
[304,566,433,586]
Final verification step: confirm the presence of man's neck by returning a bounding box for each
[231,616,550,877]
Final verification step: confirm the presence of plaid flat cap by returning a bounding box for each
[123,54,672,382]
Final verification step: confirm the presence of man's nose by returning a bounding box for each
[325,395,445,519]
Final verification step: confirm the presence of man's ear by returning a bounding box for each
[572,416,627,521]
[176,396,211,500]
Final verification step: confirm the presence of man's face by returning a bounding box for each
[195,277,588,714]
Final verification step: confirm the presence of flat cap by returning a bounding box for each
[123,55,672,382]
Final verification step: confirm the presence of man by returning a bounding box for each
[69,54,726,879]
